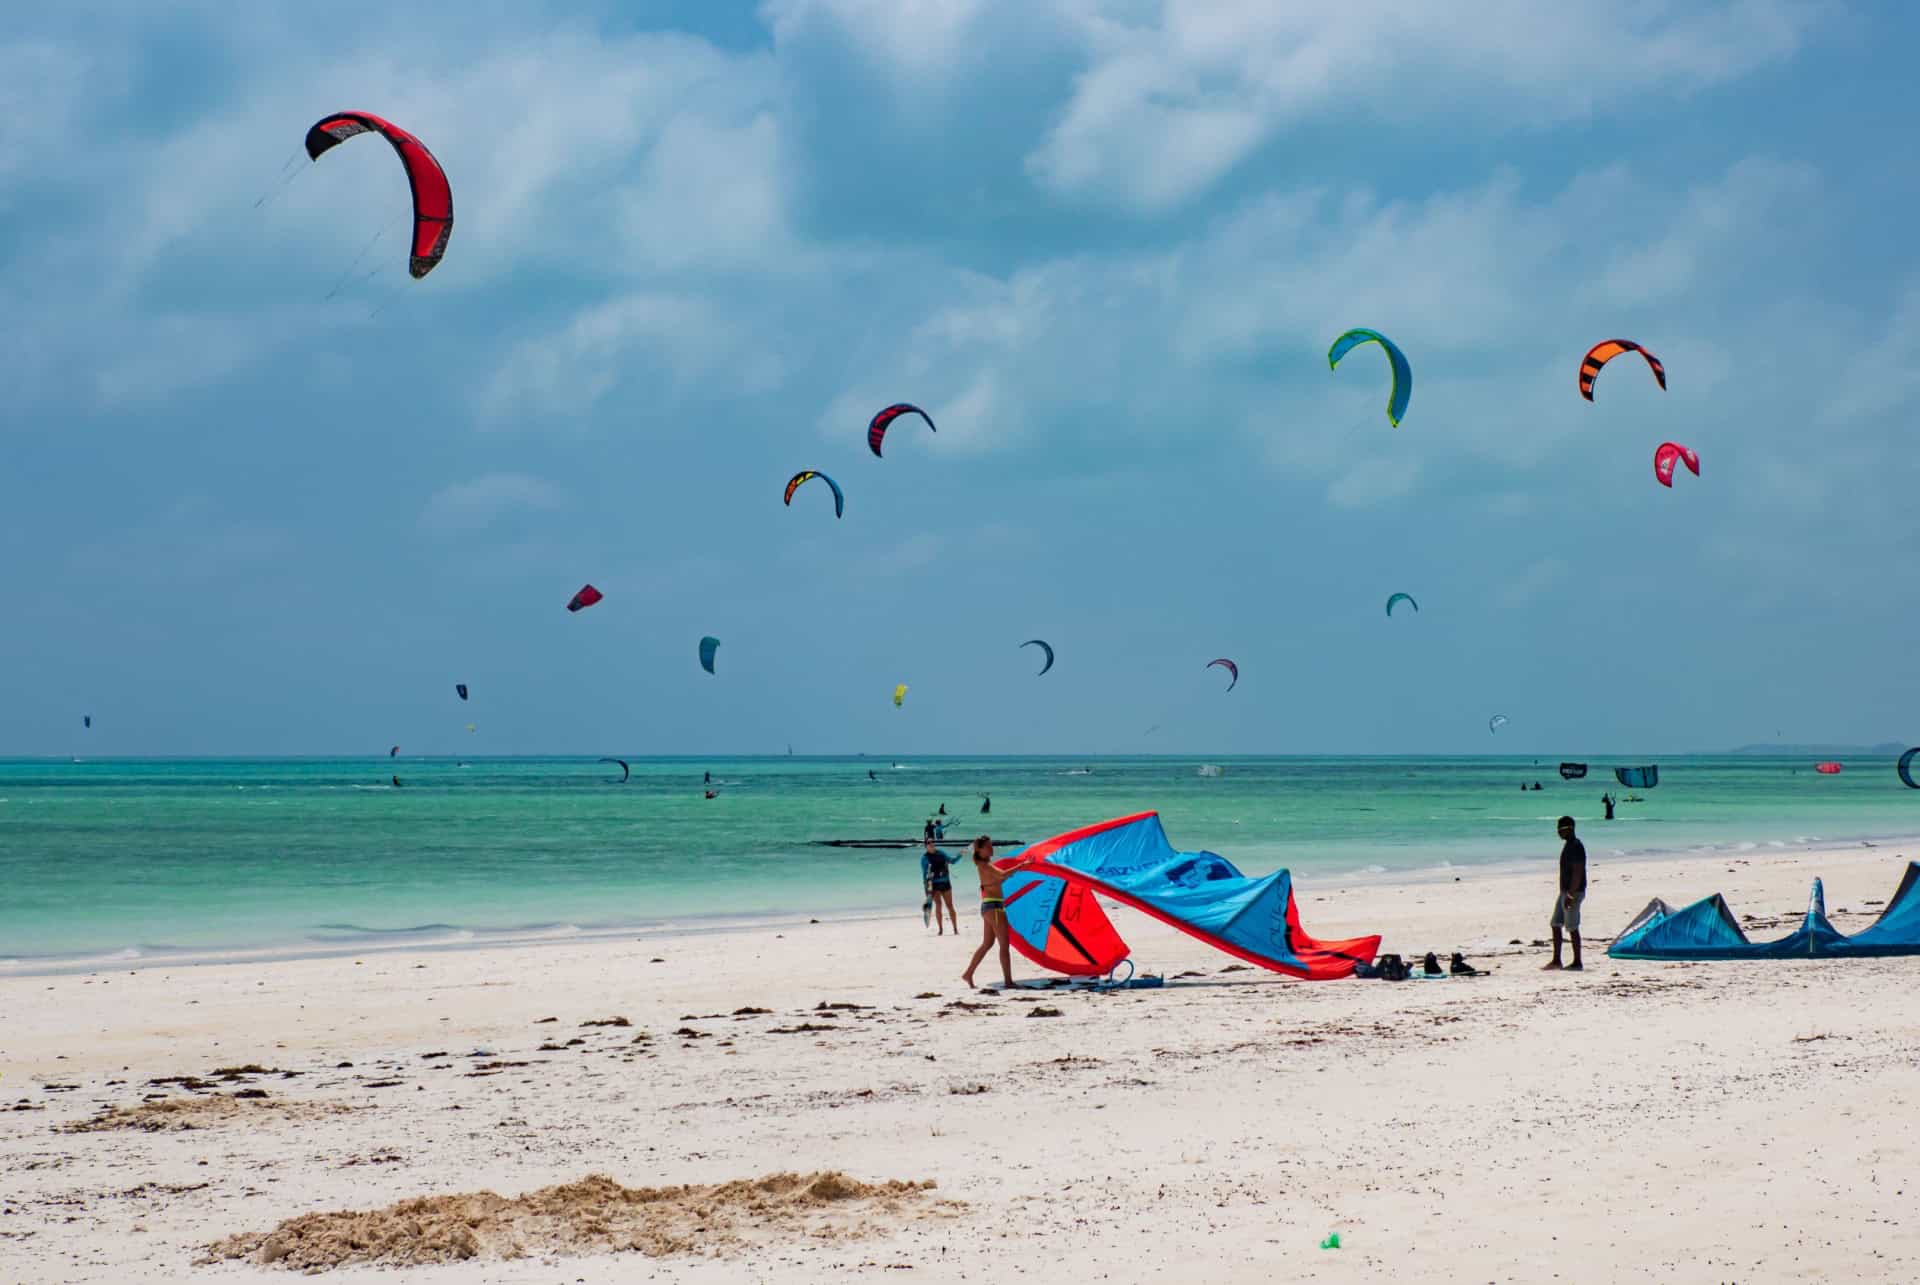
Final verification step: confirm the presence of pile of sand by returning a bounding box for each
[63,1094,350,1133]
[208,1171,943,1269]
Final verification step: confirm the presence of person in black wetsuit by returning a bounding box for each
[1544,816,1587,971]
[1602,792,1616,821]
[980,794,991,815]
[921,838,957,935]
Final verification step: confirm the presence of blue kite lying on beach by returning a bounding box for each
[1608,864,1920,960]
[995,811,1380,979]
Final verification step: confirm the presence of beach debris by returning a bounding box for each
[580,1017,631,1028]
[1025,1007,1064,1018]
[206,1172,945,1270]
[732,1006,773,1016]
[948,1084,990,1095]
[1320,1232,1342,1250]
[65,1094,350,1133]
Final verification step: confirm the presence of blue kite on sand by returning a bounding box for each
[1609,865,1920,960]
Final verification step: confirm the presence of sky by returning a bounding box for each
[3,0,1918,757]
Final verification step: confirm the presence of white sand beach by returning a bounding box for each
[6,839,1919,1283]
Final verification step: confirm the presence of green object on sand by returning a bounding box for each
[1320,1233,1341,1250]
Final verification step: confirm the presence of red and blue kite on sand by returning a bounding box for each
[995,812,1379,979]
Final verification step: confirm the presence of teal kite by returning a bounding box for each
[1329,328,1412,426]
[699,636,720,675]
[1385,592,1418,617]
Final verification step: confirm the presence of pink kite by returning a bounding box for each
[1653,442,1700,488]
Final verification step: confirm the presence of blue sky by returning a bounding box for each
[4,0,1917,756]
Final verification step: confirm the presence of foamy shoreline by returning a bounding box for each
[6,835,1920,1282]
[6,825,1911,979]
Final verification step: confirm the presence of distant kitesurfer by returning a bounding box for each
[1544,816,1587,972]
[933,818,946,840]
[922,838,957,936]
[937,803,947,816]
[704,771,711,784]
[961,836,1015,990]
[869,770,878,781]
[980,794,991,815]
[924,818,936,842]
[391,775,402,788]
[1602,792,1616,821]
[704,789,717,800]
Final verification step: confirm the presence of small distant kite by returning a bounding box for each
[1815,761,1843,775]
[893,684,909,708]
[699,636,721,675]
[1578,339,1666,401]
[1653,442,1700,488]
[82,715,91,729]
[465,723,477,734]
[389,745,399,757]
[1899,748,1919,790]
[868,403,936,457]
[1207,658,1239,692]
[303,111,453,279]
[1489,714,1510,734]
[1385,592,1419,617]
[1559,762,1588,780]
[599,757,631,784]
[1329,328,1412,426]
[455,683,469,701]
[567,584,603,613]
[1021,639,1055,675]
[784,470,845,518]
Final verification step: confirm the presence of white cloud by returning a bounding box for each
[1028,0,1824,210]
[481,292,786,422]
[418,473,567,534]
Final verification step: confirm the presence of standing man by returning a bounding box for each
[1545,816,1587,971]
[1602,792,1616,821]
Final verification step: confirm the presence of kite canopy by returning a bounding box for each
[455,683,468,701]
[783,470,845,518]
[867,403,936,457]
[1207,658,1239,691]
[1489,714,1510,734]
[1021,639,1055,675]
[1385,592,1418,617]
[1654,442,1700,488]
[1815,761,1843,775]
[1614,764,1659,788]
[1609,868,1920,960]
[699,636,720,675]
[1560,762,1588,780]
[389,745,399,758]
[893,683,909,708]
[1900,748,1920,789]
[1329,328,1412,426]
[567,584,603,613]
[304,111,453,279]
[1578,339,1666,401]
[997,812,1380,979]
[599,757,630,783]
[82,715,91,729]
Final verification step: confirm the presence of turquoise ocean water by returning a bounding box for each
[3,756,1916,970]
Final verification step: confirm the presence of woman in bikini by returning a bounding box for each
[961,835,1016,990]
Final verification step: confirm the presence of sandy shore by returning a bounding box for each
[6,837,1919,1283]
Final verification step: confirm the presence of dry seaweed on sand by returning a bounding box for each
[206,1171,947,1269]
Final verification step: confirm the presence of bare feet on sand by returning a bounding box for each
[1542,960,1562,970]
